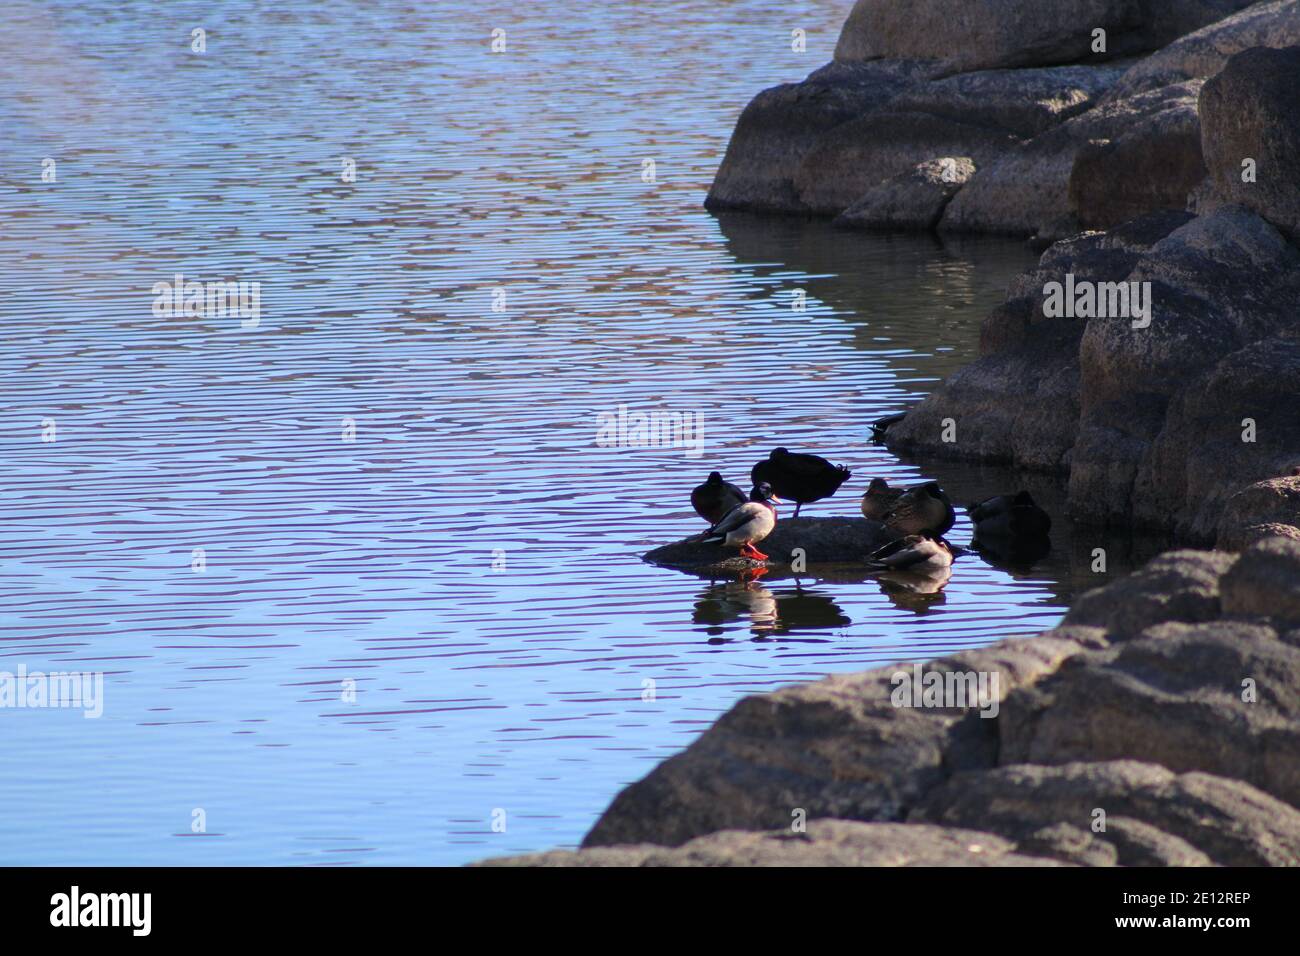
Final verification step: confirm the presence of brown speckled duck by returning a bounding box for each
[884,481,956,537]
[860,477,904,521]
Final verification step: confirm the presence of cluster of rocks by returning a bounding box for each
[884,42,1300,545]
[708,0,1300,242]
[480,539,1300,865]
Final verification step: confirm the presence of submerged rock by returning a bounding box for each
[643,516,895,575]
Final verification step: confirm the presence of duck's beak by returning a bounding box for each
[769,495,783,504]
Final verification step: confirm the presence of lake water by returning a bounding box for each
[0,0,1161,865]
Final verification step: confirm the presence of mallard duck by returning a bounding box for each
[966,491,1051,539]
[883,481,955,536]
[869,412,906,443]
[860,477,904,520]
[700,482,780,561]
[690,471,747,524]
[751,448,851,517]
[866,534,953,573]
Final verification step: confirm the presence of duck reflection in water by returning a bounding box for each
[692,572,851,639]
[866,534,955,611]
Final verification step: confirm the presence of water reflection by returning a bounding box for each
[0,0,1172,867]
[693,577,851,638]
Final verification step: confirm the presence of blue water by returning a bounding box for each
[0,0,1145,865]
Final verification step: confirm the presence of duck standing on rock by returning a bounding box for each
[690,471,747,524]
[699,482,780,561]
[884,481,956,537]
[860,477,904,520]
[967,491,1052,539]
[751,447,851,517]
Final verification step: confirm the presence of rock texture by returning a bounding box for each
[1105,0,1300,98]
[1200,44,1300,240]
[886,195,1300,542]
[705,60,937,213]
[482,543,1300,866]
[706,1,1296,237]
[833,0,1254,74]
[835,158,975,231]
[475,819,1066,867]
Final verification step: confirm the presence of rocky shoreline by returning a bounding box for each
[480,541,1300,866]
[476,2,1300,867]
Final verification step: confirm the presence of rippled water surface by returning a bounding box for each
[0,1,1162,865]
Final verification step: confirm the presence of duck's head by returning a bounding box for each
[867,477,891,494]
[751,482,781,504]
[706,471,724,484]
[771,447,790,459]
[1012,490,1036,507]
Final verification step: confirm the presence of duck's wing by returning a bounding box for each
[868,537,911,561]
[873,540,942,570]
[789,454,838,477]
[706,502,761,537]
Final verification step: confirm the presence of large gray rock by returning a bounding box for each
[941,81,1204,238]
[1200,44,1300,241]
[582,633,1089,848]
[1067,80,1206,228]
[886,209,1192,469]
[1218,478,1300,549]
[793,112,1016,214]
[834,0,1255,74]
[834,157,975,231]
[913,760,1300,865]
[706,60,1128,219]
[1002,546,1300,811]
[1062,549,1235,638]
[477,819,1065,867]
[704,60,934,213]
[887,63,1129,138]
[1106,0,1300,98]
[889,203,1300,541]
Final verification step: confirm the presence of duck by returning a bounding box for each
[869,412,907,443]
[966,491,1051,539]
[690,471,747,524]
[751,448,851,517]
[860,477,904,520]
[700,482,781,561]
[883,481,956,536]
[865,534,954,573]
